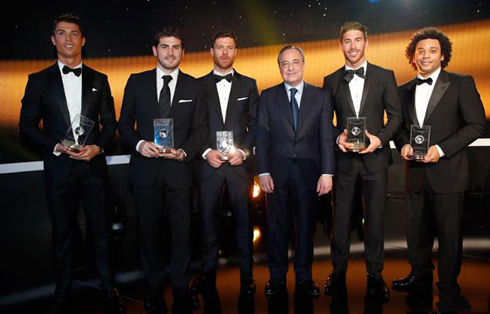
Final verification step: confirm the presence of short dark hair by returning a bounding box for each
[277,45,305,64]
[340,21,367,41]
[212,31,237,47]
[406,27,452,71]
[53,13,82,35]
[153,27,185,49]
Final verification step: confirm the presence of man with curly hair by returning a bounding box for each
[392,27,486,312]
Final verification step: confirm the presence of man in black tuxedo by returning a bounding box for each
[392,27,486,312]
[19,14,125,314]
[118,27,208,314]
[189,31,258,310]
[323,22,402,301]
[256,45,335,298]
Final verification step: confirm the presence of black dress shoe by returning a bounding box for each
[172,289,200,313]
[47,297,72,314]
[324,270,346,296]
[240,274,257,297]
[105,289,126,314]
[295,279,321,298]
[189,270,216,295]
[265,279,286,297]
[145,287,167,314]
[366,273,389,302]
[392,272,432,292]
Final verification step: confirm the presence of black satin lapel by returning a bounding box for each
[358,72,370,115]
[406,81,419,126]
[423,72,451,125]
[81,67,93,118]
[204,73,224,125]
[339,79,357,116]
[49,65,71,126]
[275,85,294,129]
[224,74,244,127]
[296,84,314,134]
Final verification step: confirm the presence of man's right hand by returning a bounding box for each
[259,174,274,194]
[400,144,414,161]
[338,129,354,153]
[138,141,161,158]
[205,150,226,169]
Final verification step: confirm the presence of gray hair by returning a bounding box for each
[277,45,305,64]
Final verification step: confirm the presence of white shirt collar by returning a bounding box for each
[58,60,83,73]
[213,68,234,77]
[157,66,179,82]
[345,60,367,73]
[284,81,305,95]
[417,66,441,83]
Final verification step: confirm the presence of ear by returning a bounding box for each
[210,47,214,57]
[365,39,369,49]
[440,54,445,61]
[152,45,157,57]
[81,37,86,47]
[51,35,56,46]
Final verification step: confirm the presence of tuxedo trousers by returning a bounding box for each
[407,174,463,295]
[266,163,318,281]
[134,161,191,291]
[198,167,253,274]
[45,160,113,298]
[332,156,387,274]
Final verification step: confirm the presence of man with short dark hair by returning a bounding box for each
[256,45,334,298]
[118,27,208,314]
[19,13,125,314]
[392,27,486,312]
[323,21,402,301]
[189,31,258,311]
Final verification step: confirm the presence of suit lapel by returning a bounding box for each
[358,63,371,115]
[80,65,93,118]
[423,70,451,125]
[275,84,294,130]
[48,64,71,126]
[405,80,419,125]
[170,70,184,115]
[337,69,357,116]
[203,72,223,125]
[296,83,315,134]
[224,72,244,128]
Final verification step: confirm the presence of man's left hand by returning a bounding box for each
[158,148,185,161]
[419,145,440,163]
[228,150,245,166]
[68,145,100,161]
[359,130,382,154]
[317,175,333,196]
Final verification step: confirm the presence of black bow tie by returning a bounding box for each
[62,66,82,77]
[343,67,365,83]
[416,77,433,86]
[214,73,233,83]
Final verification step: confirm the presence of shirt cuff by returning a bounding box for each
[53,144,61,156]
[321,174,334,177]
[435,145,445,157]
[136,140,145,153]
[202,148,212,160]
[178,148,187,158]
[237,149,247,160]
[259,173,270,177]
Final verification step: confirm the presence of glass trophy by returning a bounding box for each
[409,125,431,160]
[154,118,174,153]
[61,114,95,152]
[346,117,366,152]
[216,131,234,161]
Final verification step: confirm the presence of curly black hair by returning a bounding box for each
[406,27,452,71]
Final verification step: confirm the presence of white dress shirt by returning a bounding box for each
[54,61,82,155]
[414,67,444,157]
[345,61,367,117]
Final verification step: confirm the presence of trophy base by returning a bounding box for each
[159,148,174,154]
[408,155,426,161]
[61,140,81,153]
[219,155,229,161]
[348,144,366,153]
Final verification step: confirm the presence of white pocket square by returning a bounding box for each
[237,97,248,101]
[179,99,193,103]
[92,88,98,92]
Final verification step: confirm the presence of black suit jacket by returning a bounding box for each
[20,63,116,186]
[324,63,403,173]
[395,70,486,193]
[197,70,259,181]
[256,82,335,190]
[118,69,208,189]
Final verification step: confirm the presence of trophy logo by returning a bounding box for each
[159,128,169,138]
[74,126,85,136]
[351,126,361,136]
[414,135,425,145]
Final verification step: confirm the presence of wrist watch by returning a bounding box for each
[97,146,105,156]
